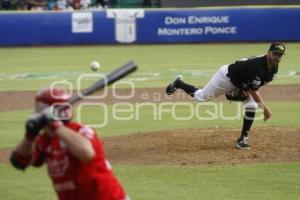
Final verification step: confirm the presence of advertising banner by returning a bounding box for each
[0,8,299,45]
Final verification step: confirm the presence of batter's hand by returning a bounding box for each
[263,107,271,121]
[25,113,48,140]
[25,107,56,140]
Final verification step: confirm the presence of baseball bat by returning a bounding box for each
[26,61,138,129]
[68,60,137,104]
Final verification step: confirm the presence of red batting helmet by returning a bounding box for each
[35,87,72,120]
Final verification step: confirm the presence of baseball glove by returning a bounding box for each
[225,89,249,102]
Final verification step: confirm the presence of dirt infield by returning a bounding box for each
[1,127,300,165]
[0,85,299,166]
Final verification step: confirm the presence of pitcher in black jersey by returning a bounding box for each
[165,43,285,149]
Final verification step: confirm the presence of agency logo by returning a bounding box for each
[107,9,144,43]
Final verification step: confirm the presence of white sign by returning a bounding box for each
[72,12,93,33]
[107,9,144,43]
[158,15,237,36]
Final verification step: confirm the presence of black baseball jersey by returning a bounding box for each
[227,55,278,91]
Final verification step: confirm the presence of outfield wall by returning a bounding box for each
[0,7,299,45]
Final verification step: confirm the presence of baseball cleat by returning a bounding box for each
[165,75,183,95]
[236,137,251,150]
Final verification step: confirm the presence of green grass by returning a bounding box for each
[0,43,299,90]
[1,163,300,200]
[119,163,300,200]
[79,101,300,136]
[0,111,28,149]
[0,165,54,200]
[1,101,299,148]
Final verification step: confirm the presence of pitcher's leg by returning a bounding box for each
[166,65,235,101]
[194,65,236,101]
[236,96,258,150]
[165,75,198,97]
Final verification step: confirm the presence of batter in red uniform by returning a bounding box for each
[10,87,130,200]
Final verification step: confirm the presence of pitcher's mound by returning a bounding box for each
[104,127,300,165]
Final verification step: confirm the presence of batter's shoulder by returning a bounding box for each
[66,121,97,140]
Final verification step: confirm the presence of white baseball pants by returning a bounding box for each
[193,65,258,109]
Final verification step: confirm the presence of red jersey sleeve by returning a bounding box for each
[77,125,102,161]
[32,133,50,167]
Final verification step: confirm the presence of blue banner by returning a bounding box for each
[138,8,300,43]
[0,12,114,45]
[0,8,299,45]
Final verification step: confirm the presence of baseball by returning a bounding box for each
[90,61,100,71]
